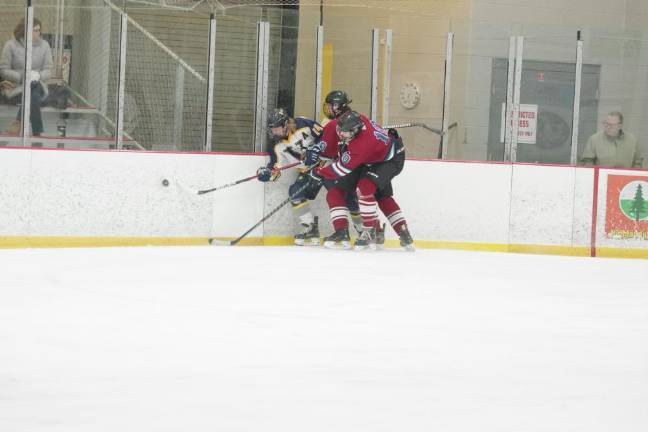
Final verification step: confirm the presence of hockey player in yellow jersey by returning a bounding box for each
[256,108,362,246]
[256,108,325,245]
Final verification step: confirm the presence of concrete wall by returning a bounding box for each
[1,148,647,258]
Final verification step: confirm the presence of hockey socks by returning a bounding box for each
[326,186,350,231]
[378,196,407,234]
[356,178,380,230]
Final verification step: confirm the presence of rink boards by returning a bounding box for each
[0,147,646,258]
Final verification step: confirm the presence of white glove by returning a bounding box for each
[27,71,40,82]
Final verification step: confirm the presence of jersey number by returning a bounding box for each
[373,130,389,145]
[371,121,389,145]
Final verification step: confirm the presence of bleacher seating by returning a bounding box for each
[0,82,138,149]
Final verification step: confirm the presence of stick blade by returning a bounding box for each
[208,238,234,246]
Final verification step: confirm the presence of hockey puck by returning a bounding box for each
[162,179,170,187]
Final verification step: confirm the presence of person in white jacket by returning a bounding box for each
[0,17,53,136]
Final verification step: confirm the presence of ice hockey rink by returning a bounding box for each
[1,245,647,432]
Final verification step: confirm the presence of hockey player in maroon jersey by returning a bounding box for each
[305,90,392,249]
[306,109,415,251]
[259,106,360,246]
[303,90,364,248]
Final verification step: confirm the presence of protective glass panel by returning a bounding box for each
[1,1,35,146]
[515,25,577,165]
[73,2,122,149]
[578,32,647,169]
[450,20,516,162]
[211,11,261,152]
[121,4,207,151]
[1,0,121,149]
[322,7,373,120]
[266,7,299,116]
[385,17,449,159]
[273,10,317,123]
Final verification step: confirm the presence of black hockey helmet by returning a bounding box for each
[267,108,290,139]
[323,90,352,119]
[267,108,290,129]
[336,110,364,141]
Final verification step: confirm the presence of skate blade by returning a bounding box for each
[402,244,416,252]
[324,240,351,250]
[295,238,320,246]
[354,244,377,252]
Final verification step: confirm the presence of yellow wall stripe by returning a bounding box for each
[596,247,648,259]
[508,243,591,257]
[0,236,208,248]
[1,236,646,260]
[320,43,333,120]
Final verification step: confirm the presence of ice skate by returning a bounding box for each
[294,216,320,246]
[375,223,385,250]
[398,225,415,252]
[323,227,351,250]
[354,227,376,251]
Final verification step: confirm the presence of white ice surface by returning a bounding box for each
[1,246,648,432]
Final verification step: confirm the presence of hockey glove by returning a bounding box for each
[303,141,325,166]
[303,148,320,166]
[256,166,272,182]
[307,168,323,188]
[256,166,281,182]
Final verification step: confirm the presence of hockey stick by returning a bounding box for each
[384,121,458,136]
[384,122,444,136]
[176,161,302,196]
[209,180,312,246]
[438,122,458,159]
[383,121,458,159]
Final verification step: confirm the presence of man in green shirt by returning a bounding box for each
[581,111,643,168]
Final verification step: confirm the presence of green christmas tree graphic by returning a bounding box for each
[629,183,647,222]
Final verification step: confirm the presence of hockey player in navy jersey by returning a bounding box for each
[307,109,415,251]
[255,108,324,245]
